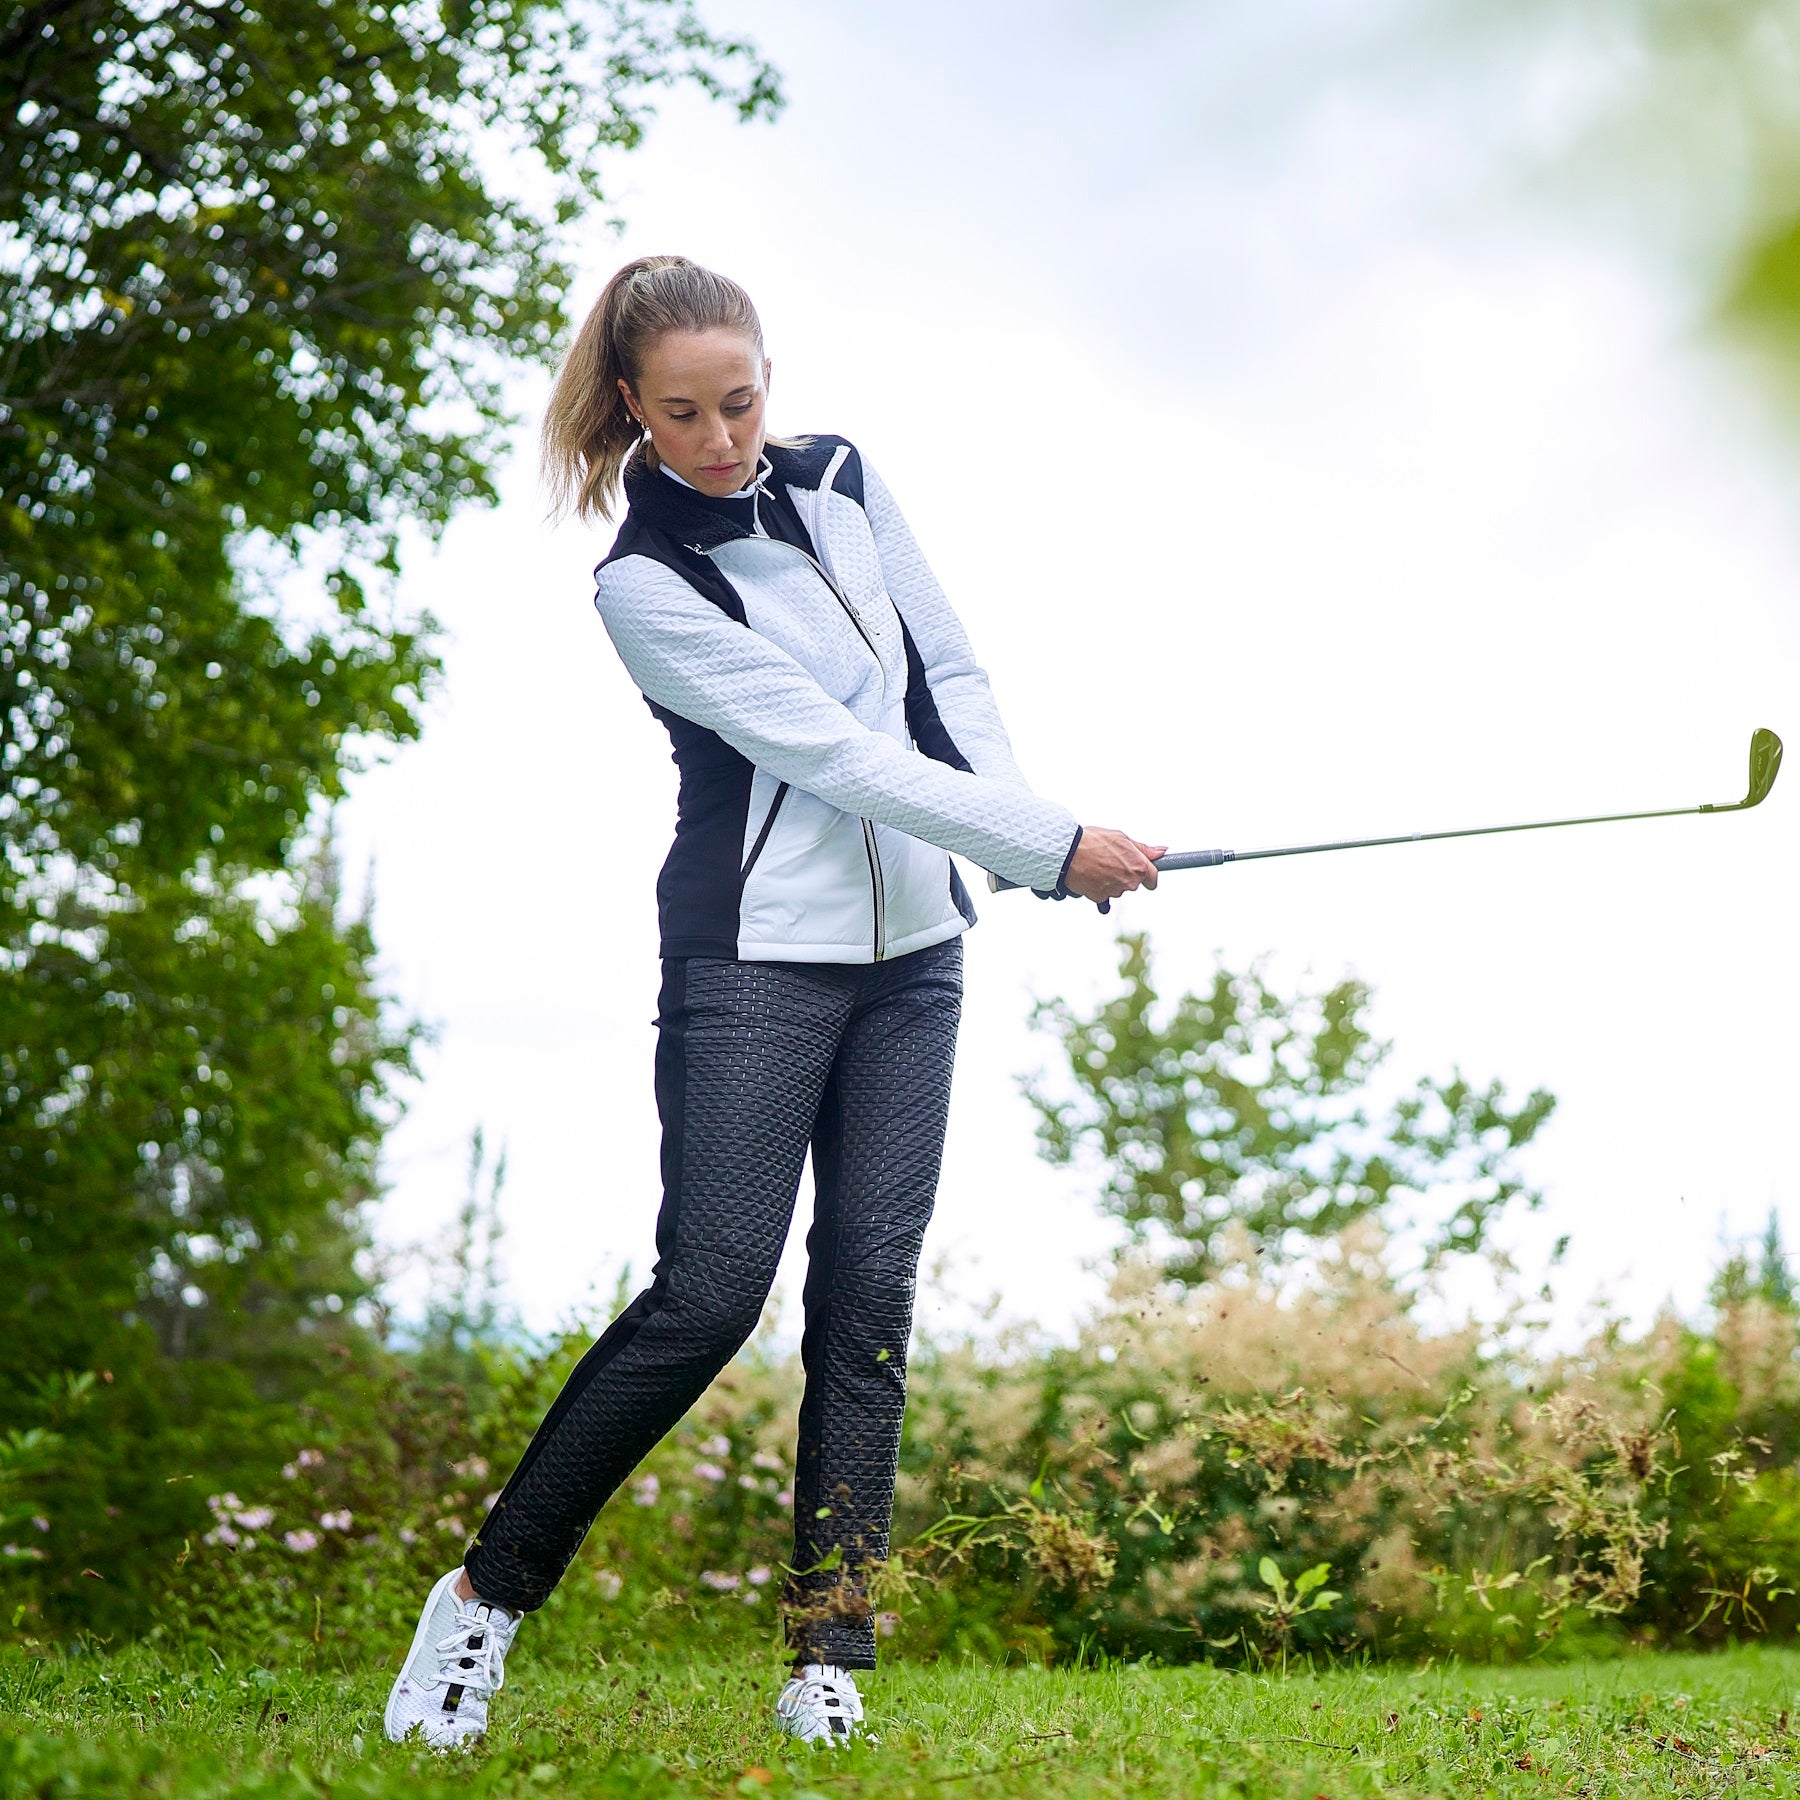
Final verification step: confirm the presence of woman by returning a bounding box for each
[384,256,1164,1750]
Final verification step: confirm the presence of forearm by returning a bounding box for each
[596,570,1077,889]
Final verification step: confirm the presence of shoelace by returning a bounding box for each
[430,1606,508,1695]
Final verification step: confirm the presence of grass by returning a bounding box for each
[3,1642,1799,1798]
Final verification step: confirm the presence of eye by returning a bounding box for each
[666,410,697,422]
[724,400,755,416]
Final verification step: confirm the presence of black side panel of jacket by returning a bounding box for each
[650,706,756,958]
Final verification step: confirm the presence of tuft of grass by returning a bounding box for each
[2,1644,1799,1797]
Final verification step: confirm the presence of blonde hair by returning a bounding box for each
[542,255,774,522]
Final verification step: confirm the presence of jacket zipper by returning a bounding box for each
[704,534,889,961]
[740,781,790,880]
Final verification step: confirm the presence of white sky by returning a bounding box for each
[337,0,1800,1345]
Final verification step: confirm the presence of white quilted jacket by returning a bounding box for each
[593,437,1079,964]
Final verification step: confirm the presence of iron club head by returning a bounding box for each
[1743,727,1783,810]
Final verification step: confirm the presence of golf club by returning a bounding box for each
[989,726,1783,896]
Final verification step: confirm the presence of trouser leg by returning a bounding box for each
[785,937,964,1670]
[466,957,852,1613]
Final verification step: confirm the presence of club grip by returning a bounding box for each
[986,847,1232,892]
[1156,849,1233,871]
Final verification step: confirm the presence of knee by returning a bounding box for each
[665,1271,768,1362]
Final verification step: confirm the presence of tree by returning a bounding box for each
[0,0,780,1631]
[1709,1206,1798,1312]
[1028,933,1556,1285]
[2,0,779,885]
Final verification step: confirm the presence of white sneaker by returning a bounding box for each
[383,1568,520,1750]
[776,1662,866,1745]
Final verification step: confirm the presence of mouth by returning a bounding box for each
[699,461,740,479]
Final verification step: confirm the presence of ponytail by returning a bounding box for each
[542,255,769,523]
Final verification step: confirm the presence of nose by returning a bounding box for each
[702,411,734,455]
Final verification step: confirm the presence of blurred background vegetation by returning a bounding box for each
[3,0,1798,1669]
[1445,0,1800,392]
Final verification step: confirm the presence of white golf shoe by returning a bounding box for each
[775,1662,866,1745]
[383,1568,520,1750]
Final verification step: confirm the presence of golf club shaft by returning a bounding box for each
[986,726,1779,894]
[1159,798,1718,872]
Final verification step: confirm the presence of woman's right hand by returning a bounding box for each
[1064,828,1168,904]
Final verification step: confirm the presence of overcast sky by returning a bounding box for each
[336,0,1799,1345]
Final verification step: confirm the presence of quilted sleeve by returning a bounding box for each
[594,556,1080,891]
[860,458,1036,790]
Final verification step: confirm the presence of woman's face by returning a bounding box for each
[622,327,771,496]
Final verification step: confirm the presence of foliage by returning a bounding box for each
[0,840,414,1633]
[145,1319,805,1666]
[0,0,780,1637]
[1027,934,1556,1283]
[887,1224,1689,1667]
[3,0,777,893]
[4,1644,1800,1797]
[19,1214,1798,1671]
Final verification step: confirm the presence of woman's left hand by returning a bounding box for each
[1064,828,1168,904]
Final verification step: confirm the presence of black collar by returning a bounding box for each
[621,449,772,554]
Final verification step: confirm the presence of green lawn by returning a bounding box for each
[4,1645,1798,1797]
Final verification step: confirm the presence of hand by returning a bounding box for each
[1064,828,1168,905]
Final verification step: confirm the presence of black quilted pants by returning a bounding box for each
[463,937,963,1670]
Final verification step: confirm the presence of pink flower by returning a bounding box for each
[399,1527,419,1546]
[283,1529,320,1553]
[698,1569,740,1591]
[692,1462,726,1484]
[318,1509,353,1532]
[776,1489,794,1509]
[296,1449,324,1469]
[738,1474,759,1491]
[747,1566,772,1587]
[234,1506,274,1530]
[453,1457,489,1481]
[30,1516,48,1533]
[751,1450,784,1473]
[593,1569,623,1600]
[700,1435,731,1458]
[631,1475,659,1507]
[203,1524,240,1548]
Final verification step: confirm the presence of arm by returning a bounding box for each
[860,458,1034,790]
[594,555,1080,892]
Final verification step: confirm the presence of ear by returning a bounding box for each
[617,376,641,425]
[763,355,773,394]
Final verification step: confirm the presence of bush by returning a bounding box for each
[21,1220,1792,1673]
